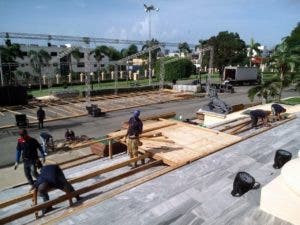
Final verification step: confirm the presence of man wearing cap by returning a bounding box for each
[271,103,286,120]
[125,110,144,168]
[14,129,46,188]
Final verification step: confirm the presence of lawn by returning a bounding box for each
[28,78,160,97]
[281,97,300,105]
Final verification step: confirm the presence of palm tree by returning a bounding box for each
[92,46,106,79]
[248,78,280,103]
[69,48,81,79]
[29,50,51,91]
[269,41,300,100]
[248,38,261,67]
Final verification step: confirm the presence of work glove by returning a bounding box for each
[14,162,18,170]
[41,157,46,164]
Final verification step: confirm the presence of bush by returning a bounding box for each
[154,58,196,81]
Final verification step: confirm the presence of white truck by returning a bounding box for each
[223,66,260,85]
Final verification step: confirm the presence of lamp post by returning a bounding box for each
[144,4,159,85]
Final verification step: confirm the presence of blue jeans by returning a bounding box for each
[23,159,39,185]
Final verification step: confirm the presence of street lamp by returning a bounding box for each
[144,3,159,85]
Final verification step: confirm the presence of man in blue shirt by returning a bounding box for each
[125,110,143,168]
[33,164,81,214]
[14,129,46,187]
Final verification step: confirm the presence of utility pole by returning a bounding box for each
[144,3,159,85]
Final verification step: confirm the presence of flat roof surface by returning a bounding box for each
[41,114,299,225]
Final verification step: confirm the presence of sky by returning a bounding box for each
[0,0,299,49]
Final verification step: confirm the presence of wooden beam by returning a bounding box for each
[0,160,162,224]
[0,155,149,209]
[40,165,178,224]
[108,139,113,159]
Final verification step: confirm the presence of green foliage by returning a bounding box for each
[155,57,196,81]
[0,38,23,84]
[248,78,281,103]
[178,42,191,54]
[201,31,247,75]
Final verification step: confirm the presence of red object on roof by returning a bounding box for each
[251,56,263,64]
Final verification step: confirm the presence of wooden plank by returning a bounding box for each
[41,165,179,224]
[107,120,177,139]
[227,121,252,134]
[0,160,162,224]
[0,155,149,209]
[241,115,296,140]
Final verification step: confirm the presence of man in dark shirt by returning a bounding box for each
[37,106,46,129]
[65,129,75,141]
[271,103,286,120]
[249,109,270,128]
[33,164,80,214]
[125,110,143,168]
[14,129,46,187]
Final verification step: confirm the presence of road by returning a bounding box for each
[0,86,297,167]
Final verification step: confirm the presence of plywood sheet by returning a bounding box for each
[139,122,242,166]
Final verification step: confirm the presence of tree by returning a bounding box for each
[269,41,300,100]
[248,38,261,66]
[29,50,51,91]
[178,42,191,55]
[203,31,247,76]
[248,78,280,103]
[154,57,196,81]
[0,38,23,85]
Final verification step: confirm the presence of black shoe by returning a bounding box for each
[42,206,53,215]
[75,195,82,201]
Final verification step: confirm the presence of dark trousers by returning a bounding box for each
[38,170,77,203]
[23,159,39,185]
[38,119,44,129]
[250,115,258,128]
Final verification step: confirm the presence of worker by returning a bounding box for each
[14,129,46,188]
[65,129,75,141]
[249,109,271,128]
[125,110,144,168]
[37,106,46,129]
[32,164,81,215]
[271,103,286,120]
[40,132,54,155]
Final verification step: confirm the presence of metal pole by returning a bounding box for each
[148,12,152,85]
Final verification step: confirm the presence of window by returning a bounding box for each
[21,64,25,67]
[51,52,57,56]
[77,62,85,67]
[79,52,84,58]
[94,64,97,67]
[22,51,27,56]
[101,64,105,67]
[53,63,58,67]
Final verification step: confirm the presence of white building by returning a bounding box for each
[14,44,110,77]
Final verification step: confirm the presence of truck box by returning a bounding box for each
[223,66,260,85]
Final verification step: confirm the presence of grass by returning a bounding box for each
[28,78,160,97]
[281,97,300,105]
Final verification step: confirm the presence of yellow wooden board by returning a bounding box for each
[137,121,242,166]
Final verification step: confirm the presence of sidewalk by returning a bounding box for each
[0,147,91,190]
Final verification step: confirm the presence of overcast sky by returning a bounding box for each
[0,0,299,48]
